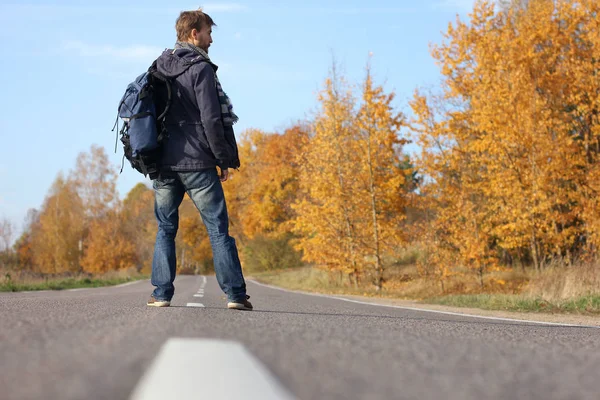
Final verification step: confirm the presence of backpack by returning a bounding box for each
[113,61,171,180]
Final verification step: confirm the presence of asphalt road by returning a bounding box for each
[1,275,599,400]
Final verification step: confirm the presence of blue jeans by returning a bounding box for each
[151,169,247,302]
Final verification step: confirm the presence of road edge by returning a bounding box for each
[247,279,600,328]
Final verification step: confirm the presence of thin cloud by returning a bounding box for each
[433,0,477,12]
[1,3,248,18]
[302,6,417,14]
[201,3,248,13]
[62,40,163,62]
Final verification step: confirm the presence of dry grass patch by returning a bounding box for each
[253,260,600,314]
[0,266,148,292]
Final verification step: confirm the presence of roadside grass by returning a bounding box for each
[427,294,600,314]
[0,267,148,292]
[252,263,600,315]
[251,267,371,297]
[252,266,443,299]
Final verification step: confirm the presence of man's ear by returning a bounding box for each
[189,28,198,40]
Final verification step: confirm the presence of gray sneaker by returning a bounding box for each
[227,295,253,311]
[147,296,171,307]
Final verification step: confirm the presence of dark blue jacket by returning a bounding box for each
[156,48,239,172]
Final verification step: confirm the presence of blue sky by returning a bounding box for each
[0,0,476,237]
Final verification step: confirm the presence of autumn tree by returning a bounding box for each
[121,183,157,273]
[14,232,34,269]
[240,125,309,240]
[222,128,264,241]
[26,145,124,274]
[292,67,364,280]
[70,144,118,219]
[30,174,86,273]
[411,0,600,281]
[13,209,39,269]
[222,125,309,271]
[355,65,409,289]
[177,197,213,273]
[293,65,410,287]
[0,217,14,253]
[81,207,137,274]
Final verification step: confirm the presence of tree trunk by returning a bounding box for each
[479,266,484,288]
[331,106,358,276]
[531,232,540,272]
[365,126,384,291]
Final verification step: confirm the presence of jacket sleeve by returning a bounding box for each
[193,63,233,168]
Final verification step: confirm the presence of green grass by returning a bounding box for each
[0,275,148,292]
[426,294,600,314]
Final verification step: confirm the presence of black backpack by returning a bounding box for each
[113,61,171,180]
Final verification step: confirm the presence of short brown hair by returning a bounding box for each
[175,9,216,41]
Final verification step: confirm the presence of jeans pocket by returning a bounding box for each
[153,177,176,189]
[181,169,218,190]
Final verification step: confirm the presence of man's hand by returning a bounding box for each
[219,168,229,182]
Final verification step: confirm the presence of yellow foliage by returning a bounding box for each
[293,65,411,286]
[411,0,600,279]
[81,209,137,274]
[31,175,86,274]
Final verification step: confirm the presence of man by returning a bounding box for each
[146,9,252,311]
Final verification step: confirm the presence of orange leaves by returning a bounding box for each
[81,209,137,274]
[19,0,600,281]
[223,126,309,242]
[292,64,410,283]
[292,70,362,274]
[26,146,138,274]
[244,127,309,239]
[177,197,212,271]
[70,144,119,219]
[30,175,86,273]
[412,0,600,276]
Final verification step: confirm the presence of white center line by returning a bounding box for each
[193,275,207,301]
[130,338,295,400]
[186,303,205,307]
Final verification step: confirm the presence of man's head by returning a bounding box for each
[176,9,216,53]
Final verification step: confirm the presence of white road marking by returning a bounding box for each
[186,303,205,307]
[130,338,295,400]
[66,288,90,292]
[192,276,207,300]
[248,280,600,329]
[21,290,51,294]
[113,280,146,288]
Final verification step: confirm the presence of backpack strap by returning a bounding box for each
[150,72,172,121]
[145,56,208,143]
[147,61,173,122]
